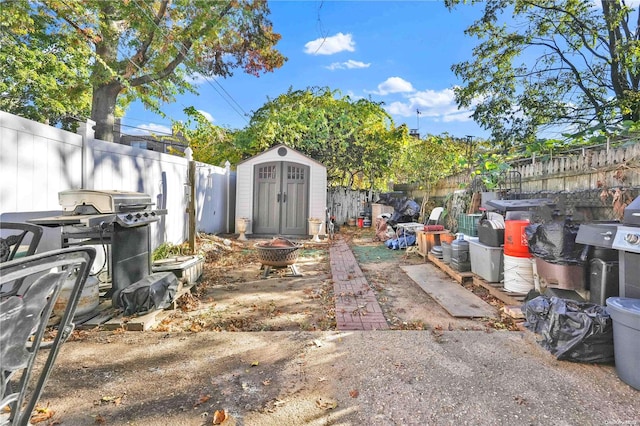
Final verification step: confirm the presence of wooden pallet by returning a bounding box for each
[471,275,527,306]
[427,253,474,284]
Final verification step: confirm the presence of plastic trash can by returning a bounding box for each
[606,297,640,390]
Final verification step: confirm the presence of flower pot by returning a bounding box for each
[308,219,323,242]
[236,217,250,241]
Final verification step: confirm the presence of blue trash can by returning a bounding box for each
[606,297,640,390]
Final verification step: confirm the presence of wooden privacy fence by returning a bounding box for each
[327,187,387,225]
[433,142,640,198]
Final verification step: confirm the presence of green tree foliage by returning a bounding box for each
[167,106,241,166]
[234,87,408,189]
[2,0,285,141]
[446,0,640,145]
[0,1,92,129]
[395,134,467,190]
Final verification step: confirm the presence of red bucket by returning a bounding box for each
[357,217,364,228]
[504,220,531,257]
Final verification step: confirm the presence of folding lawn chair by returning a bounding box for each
[0,247,96,426]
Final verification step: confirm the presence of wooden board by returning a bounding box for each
[427,253,474,284]
[471,275,527,306]
[401,264,497,319]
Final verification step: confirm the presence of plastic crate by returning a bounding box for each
[469,239,504,282]
[457,214,482,237]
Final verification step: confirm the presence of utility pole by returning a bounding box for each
[465,135,474,174]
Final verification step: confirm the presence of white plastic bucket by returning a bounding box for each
[503,254,535,293]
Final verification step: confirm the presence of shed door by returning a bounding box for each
[253,161,309,235]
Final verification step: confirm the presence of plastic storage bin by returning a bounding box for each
[469,240,504,283]
[606,297,640,390]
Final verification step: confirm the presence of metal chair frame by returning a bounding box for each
[0,222,43,263]
[0,247,96,426]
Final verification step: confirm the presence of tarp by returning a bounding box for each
[376,193,420,225]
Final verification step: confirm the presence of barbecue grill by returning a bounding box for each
[611,195,640,298]
[30,190,167,308]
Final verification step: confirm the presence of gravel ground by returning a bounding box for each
[35,329,640,426]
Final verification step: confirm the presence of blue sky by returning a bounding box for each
[122,1,487,140]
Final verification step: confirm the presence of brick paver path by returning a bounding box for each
[329,238,389,330]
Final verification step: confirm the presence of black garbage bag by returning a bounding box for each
[376,193,420,225]
[525,220,585,265]
[524,295,614,363]
[523,294,551,333]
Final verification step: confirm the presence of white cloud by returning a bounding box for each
[371,77,415,95]
[304,32,355,55]
[326,59,371,70]
[186,72,208,86]
[127,123,172,136]
[197,110,215,123]
[384,87,475,124]
[344,90,364,100]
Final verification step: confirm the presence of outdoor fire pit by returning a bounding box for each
[255,237,302,278]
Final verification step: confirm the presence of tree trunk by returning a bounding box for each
[91,82,122,142]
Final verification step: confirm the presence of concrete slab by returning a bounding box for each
[401,264,497,318]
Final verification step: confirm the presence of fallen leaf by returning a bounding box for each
[250,361,259,367]
[212,409,226,424]
[317,377,327,382]
[349,389,359,398]
[262,379,271,386]
[194,394,211,407]
[96,393,125,406]
[30,406,54,424]
[312,339,323,347]
[94,414,106,424]
[315,397,337,410]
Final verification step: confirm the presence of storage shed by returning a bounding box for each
[235,144,327,237]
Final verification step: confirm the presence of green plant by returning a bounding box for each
[152,242,186,261]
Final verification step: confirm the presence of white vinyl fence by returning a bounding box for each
[0,111,235,251]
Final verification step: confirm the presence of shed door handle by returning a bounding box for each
[283,193,287,203]
[277,193,281,202]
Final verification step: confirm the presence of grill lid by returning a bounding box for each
[575,222,618,248]
[59,190,153,215]
[623,194,640,225]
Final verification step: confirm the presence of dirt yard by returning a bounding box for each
[152,226,516,334]
[27,227,639,426]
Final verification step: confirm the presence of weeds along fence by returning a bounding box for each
[0,111,235,250]
[433,143,640,197]
[421,142,640,223]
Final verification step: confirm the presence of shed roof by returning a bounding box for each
[236,144,325,168]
